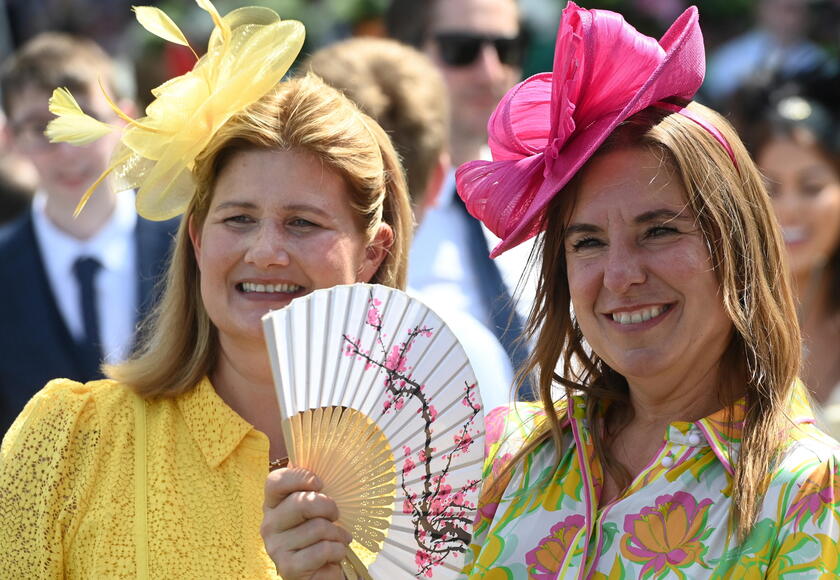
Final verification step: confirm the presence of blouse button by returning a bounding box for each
[661,455,674,468]
[688,433,701,446]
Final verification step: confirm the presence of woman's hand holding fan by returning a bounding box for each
[262,284,485,578]
[262,468,351,580]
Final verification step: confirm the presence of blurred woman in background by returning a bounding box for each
[735,70,840,409]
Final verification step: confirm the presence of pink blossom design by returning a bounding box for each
[385,345,408,373]
[415,550,433,577]
[342,292,481,577]
[366,299,383,326]
[454,431,474,452]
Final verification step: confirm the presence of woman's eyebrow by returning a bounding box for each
[564,223,601,238]
[211,201,331,217]
[282,203,331,217]
[635,208,690,224]
[212,200,258,212]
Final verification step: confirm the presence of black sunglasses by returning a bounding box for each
[434,32,522,67]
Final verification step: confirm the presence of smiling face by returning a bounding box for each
[7,85,120,203]
[563,147,733,391]
[758,136,840,281]
[190,148,391,350]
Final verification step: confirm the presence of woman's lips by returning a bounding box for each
[236,282,306,302]
[782,226,809,246]
[604,303,673,329]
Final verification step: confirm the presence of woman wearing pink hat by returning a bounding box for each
[262,3,840,578]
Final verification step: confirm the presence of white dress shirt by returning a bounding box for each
[409,170,487,325]
[408,169,537,335]
[31,191,139,364]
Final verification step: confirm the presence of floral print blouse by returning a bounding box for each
[464,387,840,579]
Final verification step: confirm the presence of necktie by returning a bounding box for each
[453,191,534,399]
[73,256,103,377]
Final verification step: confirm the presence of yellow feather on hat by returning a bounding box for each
[46,0,305,219]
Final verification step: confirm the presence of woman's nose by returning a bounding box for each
[244,223,291,268]
[771,189,803,223]
[602,242,646,294]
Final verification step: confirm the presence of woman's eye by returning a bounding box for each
[223,214,254,225]
[570,237,603,251]
[801,182,825,196]
[289,218,318,228]
[645,225,678,239]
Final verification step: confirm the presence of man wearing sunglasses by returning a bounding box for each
[388,0,522,170]
[386,0,535,398]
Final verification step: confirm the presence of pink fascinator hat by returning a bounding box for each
[455,2,705,257]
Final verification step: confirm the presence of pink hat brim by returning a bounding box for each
[456,2,704,257]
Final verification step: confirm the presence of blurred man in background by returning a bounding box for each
[0,33,177,433]
[386,0,534,393]
[704,0,828,106]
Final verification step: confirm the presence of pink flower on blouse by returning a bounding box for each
[485,407,509,446]
[620,491,713,577]
[525,514,586,579]
[785,463,840,530]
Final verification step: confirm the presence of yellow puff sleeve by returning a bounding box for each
[0,379,103,577]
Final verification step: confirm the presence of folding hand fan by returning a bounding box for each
[262,283,485,579]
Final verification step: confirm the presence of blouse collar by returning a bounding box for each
[177,376,257,469]
[566,380,815,476]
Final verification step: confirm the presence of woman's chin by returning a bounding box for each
[603,350,673,382]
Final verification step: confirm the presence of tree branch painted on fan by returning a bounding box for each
[342,297,482,577]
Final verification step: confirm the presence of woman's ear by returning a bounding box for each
[358,223,394,282]
[188,215,203,266]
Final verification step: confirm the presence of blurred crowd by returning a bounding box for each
[0,0,839,430]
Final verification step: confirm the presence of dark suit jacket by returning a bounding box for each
[0,210,178,434]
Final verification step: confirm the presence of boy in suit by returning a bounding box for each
[0,33,178,433]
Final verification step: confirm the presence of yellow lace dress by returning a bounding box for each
[0,377,280,578]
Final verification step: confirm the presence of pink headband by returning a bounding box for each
[652,101,738,168]
[455,3,708,257]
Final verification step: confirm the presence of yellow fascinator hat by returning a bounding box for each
[46,0,305,220]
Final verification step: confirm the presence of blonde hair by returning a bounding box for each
[304,37,449,206]
[503,101,800,542]
[108,75,413,398]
